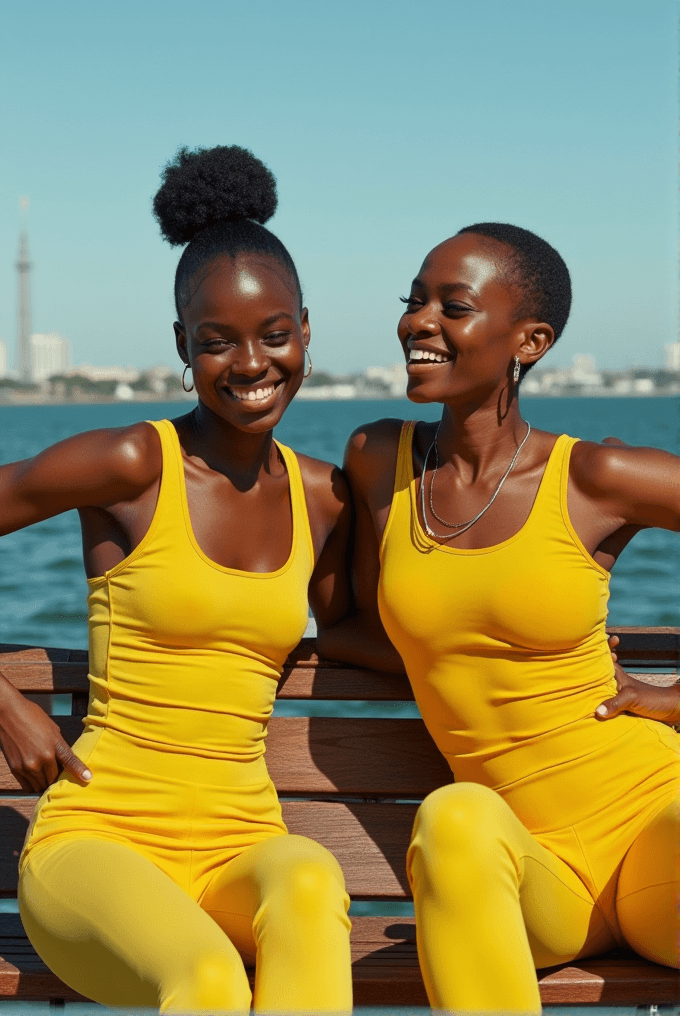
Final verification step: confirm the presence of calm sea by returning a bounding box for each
[0,397,678,649]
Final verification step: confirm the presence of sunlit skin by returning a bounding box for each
[318,232,680,725]
[0,252,351,793]
[175,257,309,437]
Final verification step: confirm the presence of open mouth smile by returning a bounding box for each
[225,378,285,408]
[407,348,454,367]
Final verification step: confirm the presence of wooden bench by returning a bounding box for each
[1,627,678,1008]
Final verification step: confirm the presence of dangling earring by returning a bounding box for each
[182,364,194,392]
[513,356,521,384]
[303,347,313,379]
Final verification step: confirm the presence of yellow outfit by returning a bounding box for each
[18,419,352,1014]
[378,423,680,1012]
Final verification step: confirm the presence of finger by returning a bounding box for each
[14,772,39,794]
[596,688,637,719]
[55,741,92,782]
[40,756,60,789]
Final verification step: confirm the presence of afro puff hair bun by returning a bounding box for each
[153,145,278,247]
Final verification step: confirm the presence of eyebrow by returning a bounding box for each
[412,279,476,295]
[196,312,295,332]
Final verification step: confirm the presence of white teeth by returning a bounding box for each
[408,349,451,364]
[231,385,276,402]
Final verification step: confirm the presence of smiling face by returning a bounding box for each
[174,253,309,432]
[398,233,554,405]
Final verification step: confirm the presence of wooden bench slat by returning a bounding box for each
[0,716,453,796]
[1,628,677,697]
[2,914,677,1005]
[0,661,417,700]
[277,666,414,700]
[0,798,418,897]
[3,659,676,696]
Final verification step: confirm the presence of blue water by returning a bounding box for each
[0,397,678,648]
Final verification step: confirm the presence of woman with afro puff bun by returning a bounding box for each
[5,145,353,1014]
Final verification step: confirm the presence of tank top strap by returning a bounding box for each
[524,432,580,530]
[144,419,187,532]
[273,440,316,571]
[380,420,418,557]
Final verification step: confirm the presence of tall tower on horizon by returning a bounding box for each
[15,197,33,383]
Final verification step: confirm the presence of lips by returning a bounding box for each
[406,347,454,367]
[225,378,284,407]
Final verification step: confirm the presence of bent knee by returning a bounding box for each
[412,782,509,857]
[270,836,347,909]
[180,951,251,1010]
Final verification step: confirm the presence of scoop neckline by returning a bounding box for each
[407,427,566,556]
[168,420,298,579]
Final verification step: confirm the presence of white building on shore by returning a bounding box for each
[29,333,69,383]
[0,339,7,380]
[664,341,680,372]
[66,363,140,383]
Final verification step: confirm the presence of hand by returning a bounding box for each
[598,636,680,726]
[0,680,91,793]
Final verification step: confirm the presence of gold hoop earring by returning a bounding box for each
[182,364,194,393]
[513,356,521,384]
[303,347,313,379]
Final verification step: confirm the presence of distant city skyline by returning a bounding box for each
[0,0,677,375]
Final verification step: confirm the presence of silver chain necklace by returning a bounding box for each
[420,420,532,540]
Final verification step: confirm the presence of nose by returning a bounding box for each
[407,302,440,337]
[230,339,269,379]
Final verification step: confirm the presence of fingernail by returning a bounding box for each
[596,705,607,716]
[83,769,92,780]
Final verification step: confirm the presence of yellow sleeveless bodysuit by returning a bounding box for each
[20,418,315,881]
[379,423,680,910]
[17,420,353,1013]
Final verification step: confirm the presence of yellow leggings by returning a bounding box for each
[19,832,352,1014]
[407,782,680,1014]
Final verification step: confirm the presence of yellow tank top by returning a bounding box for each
[378,422,626,793]
[84,419,314,762]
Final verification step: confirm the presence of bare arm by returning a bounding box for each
[0,423,161,791]
[316,424,406,672]
[572,441,680,533]
[301,459,353,632]
[598,638,680,728]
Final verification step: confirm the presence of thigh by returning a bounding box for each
[18,835,247,1008]
[410,783,615,969]
[198,833,348,959]
[616,795,680,968]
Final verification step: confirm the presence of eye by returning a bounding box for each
[265,331,293,345]
[201,338,229,349]
[443,302,470,313]
[400,295,422,307]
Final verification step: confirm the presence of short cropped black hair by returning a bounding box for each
[457,223,572,344]
[153,145,302,318]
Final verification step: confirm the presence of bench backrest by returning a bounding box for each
[1,627,678,902]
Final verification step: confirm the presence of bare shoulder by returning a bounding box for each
[19,420,162,498]
[344,418,406,482]
[570,437,680,497]
[68,420,162,487]
[294,452,350,525]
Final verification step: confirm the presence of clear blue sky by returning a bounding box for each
[0,0,677,375]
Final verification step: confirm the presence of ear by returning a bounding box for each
[517,321,554,369]
[301,307,311,347]
[174,321,189,365]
